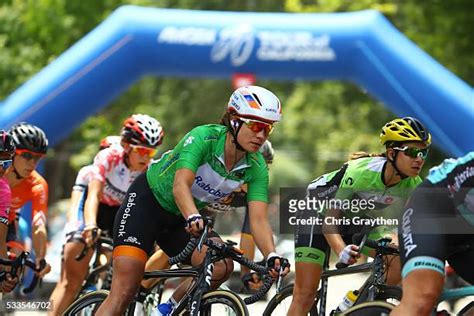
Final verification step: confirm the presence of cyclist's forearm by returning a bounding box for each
[173,169,199,218]
[0,224,7,260]
[32,224,47,258]
[324,233,346,256]
[84,180,103,226]
[322,208,345,253]
[248,202,275,257]
[83,192,100,226]
[252,225,275,258]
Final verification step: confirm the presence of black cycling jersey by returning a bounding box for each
[399,151,474,281]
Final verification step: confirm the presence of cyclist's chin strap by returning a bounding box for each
[228,118,246,152]
[387,151,408,180]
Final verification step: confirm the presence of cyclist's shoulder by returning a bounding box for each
[11,171,47,201]
[93,146,124,167]
[30,171,48,195]
[344,156,385,178]
[427,151,474,184]
[186,124,226,141]
[247,151,267,170]
[307,165,347,191]
[29,170,48,187]
[400,175,423,187]
[77,164,95,176]
[95,146,124,158]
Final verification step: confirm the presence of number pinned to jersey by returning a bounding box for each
[184,136,195,147]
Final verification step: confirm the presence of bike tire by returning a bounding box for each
[263,284,318,316]
[341,301,394,315]
[176,289,249,316]
[63,290,109,316]
[375,285,402,305]
[458,301,474,315]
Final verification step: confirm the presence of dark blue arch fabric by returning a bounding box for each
[0,6,472,155]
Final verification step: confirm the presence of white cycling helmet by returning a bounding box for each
[121,114,164,148]
[228,86,282,123]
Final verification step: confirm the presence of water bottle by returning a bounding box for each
[332,290,359,314]
[84,283,97,293]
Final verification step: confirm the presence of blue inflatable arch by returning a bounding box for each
[0,5,472,155]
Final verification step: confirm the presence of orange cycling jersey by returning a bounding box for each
[9,170,48,227]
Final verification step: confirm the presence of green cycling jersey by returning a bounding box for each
[146,124,269,215]
[323,156,422,218]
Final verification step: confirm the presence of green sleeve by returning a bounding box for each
[246,162,269,203]
[175,127,207,172]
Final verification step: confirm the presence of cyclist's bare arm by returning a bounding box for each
[323,208,347,255]
[83,180,103,245]
[248,200,274,258]
[173,169,203,234]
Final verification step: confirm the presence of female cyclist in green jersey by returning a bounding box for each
[96,86,290,315]
[289,117,431,316]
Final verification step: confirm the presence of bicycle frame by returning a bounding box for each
[80,236,114,294]
[439,285,474,302]
[317,240,397,315]
[141,267,201,315]
[139,228,270,315]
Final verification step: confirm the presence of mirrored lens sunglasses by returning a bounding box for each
[131,145,157,158]
[240,118,274,135]
[0,159,12,170]
[394,146,429,160]
[16,149,44,162]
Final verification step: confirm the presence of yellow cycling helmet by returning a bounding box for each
[380,117,431,146]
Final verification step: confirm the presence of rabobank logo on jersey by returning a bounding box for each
[192,163,242,203]
[195,176,230,199]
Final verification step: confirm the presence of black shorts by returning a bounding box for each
[113,173,213,264]
[399,181,474,283]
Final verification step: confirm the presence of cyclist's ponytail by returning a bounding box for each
[219,110,231,127]
[349,151,385,160]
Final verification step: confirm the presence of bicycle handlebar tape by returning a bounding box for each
[23,258,45,294]
[244,275,274,304]
[168,237,198,266]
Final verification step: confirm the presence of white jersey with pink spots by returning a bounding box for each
[90,146,143,206]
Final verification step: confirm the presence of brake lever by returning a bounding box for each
[197,226,208,252]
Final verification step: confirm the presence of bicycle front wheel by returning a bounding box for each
[263,284,318,316]
[375,285,402,306]
[341,301,394,316]
[177,289,249,316]
[63,290,109,316]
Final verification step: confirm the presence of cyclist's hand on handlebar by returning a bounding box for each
[185,214,205,236]
[266,253,291,278]
[35,258,51,278]
[0,272,18,293]
[82,225,101,247]
[339,244,360,265]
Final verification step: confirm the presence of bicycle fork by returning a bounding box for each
[189,253,214,316]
